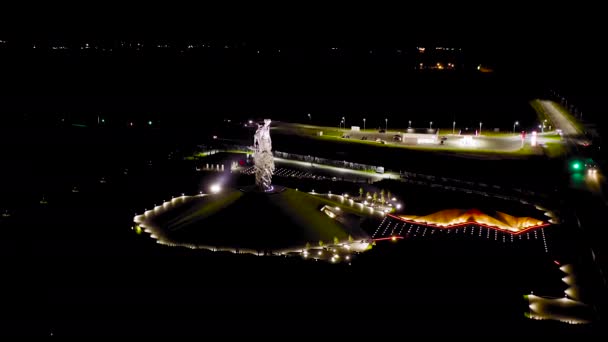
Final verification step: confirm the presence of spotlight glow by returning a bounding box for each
[210,184,222,194]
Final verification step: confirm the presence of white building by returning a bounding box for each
[402,128,439,144]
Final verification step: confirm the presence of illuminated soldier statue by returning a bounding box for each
[253,119,275,191]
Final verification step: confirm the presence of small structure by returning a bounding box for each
[459,128,477,147]
[402,128,439,144]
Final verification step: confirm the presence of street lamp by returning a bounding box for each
[385,118,388,131]
[452,121,456,134]
[479,122,482,135]
[342,116,346,129]
[363,118,366,130]
[429,121,433,129]
[408,120,412,128]
[307,113,311,121]
[513,121,519,133]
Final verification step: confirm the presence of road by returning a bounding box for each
[543,101,608,320]
[539,100,581,136]
[274,157,395,181]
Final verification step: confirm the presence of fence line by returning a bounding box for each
[273,150,381,173]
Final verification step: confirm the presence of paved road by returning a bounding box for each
[274,157,395,181]
[540,100,581,136]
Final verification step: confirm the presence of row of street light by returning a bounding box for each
[318,114,522,134]
[338,117,387,131]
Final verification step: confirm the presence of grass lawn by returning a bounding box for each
[142,188,371,250]
[186,150,249,160]
[542,142,567,158]
[169,191,244,230]
[274,122,543,157]
[530,99,551,125]
[437,128,517,137]
[293,190,391,217]
[272,122,344,137]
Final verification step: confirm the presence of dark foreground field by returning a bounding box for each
[1,127,603,337]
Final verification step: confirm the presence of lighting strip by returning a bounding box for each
[387,214,550,235]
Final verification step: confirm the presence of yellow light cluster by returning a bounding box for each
[400,209,545,232]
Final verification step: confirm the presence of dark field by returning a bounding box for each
[1,40,606,337]
[0,125,602,336]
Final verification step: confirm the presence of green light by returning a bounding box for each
[148,120,153,125]
[572,162,581,170]
[101,118,105,123]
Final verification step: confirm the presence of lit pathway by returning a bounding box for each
[526,263,595,324]
[273,157,399,180]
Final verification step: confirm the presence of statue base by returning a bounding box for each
[239,185,286,194]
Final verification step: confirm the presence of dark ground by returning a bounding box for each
[1,39,606,336]
[0,125,602,337]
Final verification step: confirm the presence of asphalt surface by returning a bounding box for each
[540,100,581,136]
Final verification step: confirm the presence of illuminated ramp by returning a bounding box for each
[371,209,551,251]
